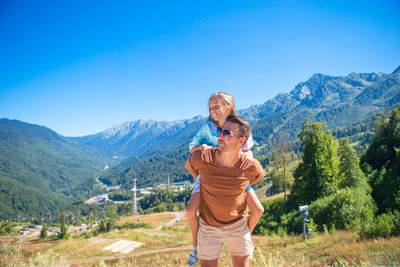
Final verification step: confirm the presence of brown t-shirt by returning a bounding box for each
[185,150,265,227]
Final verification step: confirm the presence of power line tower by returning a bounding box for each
[131,178,138,216]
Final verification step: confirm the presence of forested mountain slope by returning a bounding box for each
[0,119,111,219]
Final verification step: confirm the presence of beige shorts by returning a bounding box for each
[197,216,254,260]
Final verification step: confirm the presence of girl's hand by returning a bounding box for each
[240,150,253,170]
[200,144,215,163]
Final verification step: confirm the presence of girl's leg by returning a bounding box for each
[246,189,264,233]
[185,192,200,246]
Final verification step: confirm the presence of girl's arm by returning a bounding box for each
[189,124,214,162]
[190,144,215,163]
[240,149,253,170]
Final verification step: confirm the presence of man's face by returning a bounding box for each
[217,121,245,152]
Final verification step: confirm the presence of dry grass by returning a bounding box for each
[96,231,400,267]
[251,231,400,266]
[117,212,176,228]
[258,191,290,202]
[2,212,400,267]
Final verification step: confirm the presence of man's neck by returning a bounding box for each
[215,149,241,168]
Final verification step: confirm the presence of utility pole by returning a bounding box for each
[132,178,138,216]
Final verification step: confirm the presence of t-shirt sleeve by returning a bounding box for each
[189,124,206,151]
[248,159,265,185]
[185,153,200,178]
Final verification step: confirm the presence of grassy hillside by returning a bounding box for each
[1,212,399,266]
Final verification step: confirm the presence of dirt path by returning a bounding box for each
[155,211,185,230]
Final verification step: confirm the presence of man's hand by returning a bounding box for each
[240,150,253,170]
[200,144,215,163]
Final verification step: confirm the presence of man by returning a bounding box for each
[185,115,265,267]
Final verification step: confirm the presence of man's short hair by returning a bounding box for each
[225,114,251,143]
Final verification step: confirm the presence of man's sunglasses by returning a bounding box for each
[217,127,240,139]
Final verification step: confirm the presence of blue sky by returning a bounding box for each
[1,0,399,137]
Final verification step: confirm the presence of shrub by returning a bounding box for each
[118,222,151,229]
[374,213,395,238]
[306,218,319,234]
[330,223,337,234]
[0,222,16,236]
[309,187,376,232]
[392,210,400,235]
[8,252,60,267]
[254,197,302,235]
[83,231,95,238]
[323,224,329,234]
[358,211,399,239]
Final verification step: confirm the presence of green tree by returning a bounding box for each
[290,120,339,206]
[98,220,106,232]
[338,138,370,192]
[40,223,47,239]
[271,134,293,203]
[362,106,400,213]
[363,107,400,171]
[106,205,118,231]
[58,212,67,239]
[269,167,294,198]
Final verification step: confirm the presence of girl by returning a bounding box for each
[186,92,264,266]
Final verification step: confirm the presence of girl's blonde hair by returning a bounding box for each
[208,92,237,121]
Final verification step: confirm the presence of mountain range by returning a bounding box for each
[72,116,204,158]
[74,65,400,158]
[0,65,399,219]
[76,66,400,189]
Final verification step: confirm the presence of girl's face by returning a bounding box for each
[209,98,231,122]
